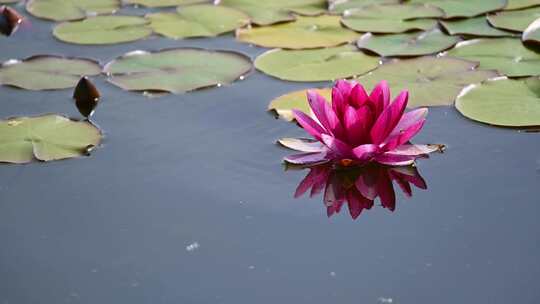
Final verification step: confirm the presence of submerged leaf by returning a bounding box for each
[409,0,506,18]
[236,15,360,49]
[440,16,518,37]
[148,5,249,39]
[255,45,379,82]
[104,48,252,94]
[0,55,101,90]
[73,77,100,118]
[0,114,102,164]
[53,16,152,45]
[487,6,540,32]
[0,5,23,36]
[268,88,331,121]
[455,77,540,127]
[26,0,120,21]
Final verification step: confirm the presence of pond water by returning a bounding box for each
[1,5,539,304]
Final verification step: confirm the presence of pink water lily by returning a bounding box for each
[283,80,441,166]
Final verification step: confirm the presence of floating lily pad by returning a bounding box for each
[147,5,249,39]
[446,38,540,77]
[0,114,102,164]
[0,0,20,3]
[124,0,208,7]
[255,45,379,82]
[104,48,252,94]
[487,6,540,32]
[237,15,360,49]
[410,0,506,18]
[523,18,540,43]
[53,16,152,45]
[505,0,540,10]
[218,0,327,25]
[340,3,443,34]
[328,0,400,14]
[357,28,460,57]
[268,88,331,121]
[440,16,518,37]
[26,0,120,21]
[0,55,101,90]
[455,77,540,127]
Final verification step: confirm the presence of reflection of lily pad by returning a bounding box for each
[410,0,506,18]
[446,38,540,77]
[455,77,540,127]
[0,55,101,90]
[255,45,379,82]
[505,0,540,10]
[523,18,540,43]
[440,16,518,37]
[237,15,360,49]
[218,0,327,25]
[53,16,152,45]
[268,88,331,121]
[357,57,499,107]
[328,0,400,14]
[147,5,249,39]
[124,0,208,7]
[487,7,540,32]
[341,3,443,34]
[104,48,252,94]
[26,0,120,21]
[357,28,460,57]
[0,114,102,164]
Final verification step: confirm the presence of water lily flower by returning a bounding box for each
[283,80,441,166]
[293,163,427,220]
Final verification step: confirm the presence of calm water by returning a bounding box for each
[1,5,539,304]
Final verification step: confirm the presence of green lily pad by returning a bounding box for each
[103,48,253,94]
[0,55,101,90]
[487,6,540,32]
[217,0,327,25]
[53,16,152,45]
[26,0,120,21]
[410,0,507,18]
[124,0,208,7]
[341,3,444,34]
[268,88,331,121]
[455,77,540,127]
[446,38,540,77]
[237,15,361,49]
[0,114,102,164]
[505,0,540,10]
[0,0,20,3]
[440,16,518,37]
[147,5,249,39]
[254,45,379,82]
[328,0,400,14]
[357,28,460,57]
[523,18,540,43]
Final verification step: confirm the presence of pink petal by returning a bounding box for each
[344,106,365,145]
[332,82,348,119]
[293,109,326,141]
[384,119,426,151]
[388,144,441,156]
[350,83,370,108]
[370,91,408,145]
[321,134,352,157]
[284,151,329,165]
[352,144,379,161]
[278,138,326,153]
[389,108,428,138]
[307,90,332,133]
[369,80,390,116]
[374,153,416,166]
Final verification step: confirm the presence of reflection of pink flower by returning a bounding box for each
[293,164,427,220]
[285,80,441,166]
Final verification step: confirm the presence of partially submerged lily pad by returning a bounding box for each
[455,77,540,127]
[357,28,460,57]
[124,0,208,7]
[487,6,540,32]
[268,88,331,121]
[104,48,252,94]
[237,15,360,49]
[217,0,327,25]
[255,45,379,82]
[0,114,102,164]
[26,0,120,21]
[440,16,518,37]
[410,0,507,18]
[445,38,540,77]
[53,16,152,45]
[148,5,249,39]
[0,55,101,90]
[328,0,400,14]
[340,3,444,34]
[523,18,540,43]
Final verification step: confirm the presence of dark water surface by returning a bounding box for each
[1,5,540,304]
